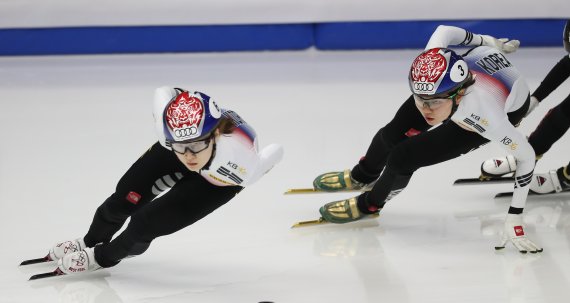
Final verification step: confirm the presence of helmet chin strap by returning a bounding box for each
[449,95,460,117]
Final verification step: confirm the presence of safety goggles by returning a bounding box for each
[413,87,461,110]
[413,95,451,110]
[171,136,212,154]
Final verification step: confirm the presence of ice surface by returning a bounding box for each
[1,48,569,303]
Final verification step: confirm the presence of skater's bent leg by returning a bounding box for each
[94,174,242,268]
[361,122,488,210]
[529,95,570,157]
[357,171,411,213]
[351,95,431,183]
[83,142,189,247]
[83,195,138,247]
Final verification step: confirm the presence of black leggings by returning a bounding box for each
[83,142,242,267]
[528,93,570,160]
[351,95,528,210]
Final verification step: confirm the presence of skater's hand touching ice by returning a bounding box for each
[495,214,543,253]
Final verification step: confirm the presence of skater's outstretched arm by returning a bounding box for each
[425,25,519,53]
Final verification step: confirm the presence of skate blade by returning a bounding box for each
[29,268,65,281]
[453,176,514,185]
[291,213,380,228]
[284,188,363,195]
[478,173,514,181]
[20,255,52,266]
[284,188,320,194]
[291,217,327,228]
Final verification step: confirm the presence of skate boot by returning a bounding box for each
[530,167,570,194]
[57,247,101,275]
[480,155,517,179]
[49,238,86,261]
[313,169,373,192]
[319,197,379,224]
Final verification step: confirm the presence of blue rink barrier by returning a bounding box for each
[0,19,566,55]
[0,24,314,56]
[315,19,567,50]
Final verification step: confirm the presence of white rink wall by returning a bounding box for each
[0,0,569,28]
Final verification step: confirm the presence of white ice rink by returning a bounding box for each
[1,47,570,303]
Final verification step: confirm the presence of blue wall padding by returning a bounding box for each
[0,19,567,55]
[315,19,567,50]
[0,24,314,55]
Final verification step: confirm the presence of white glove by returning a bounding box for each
[525,96,540,117]
[481,35,520,53]
[495,214,543,253]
